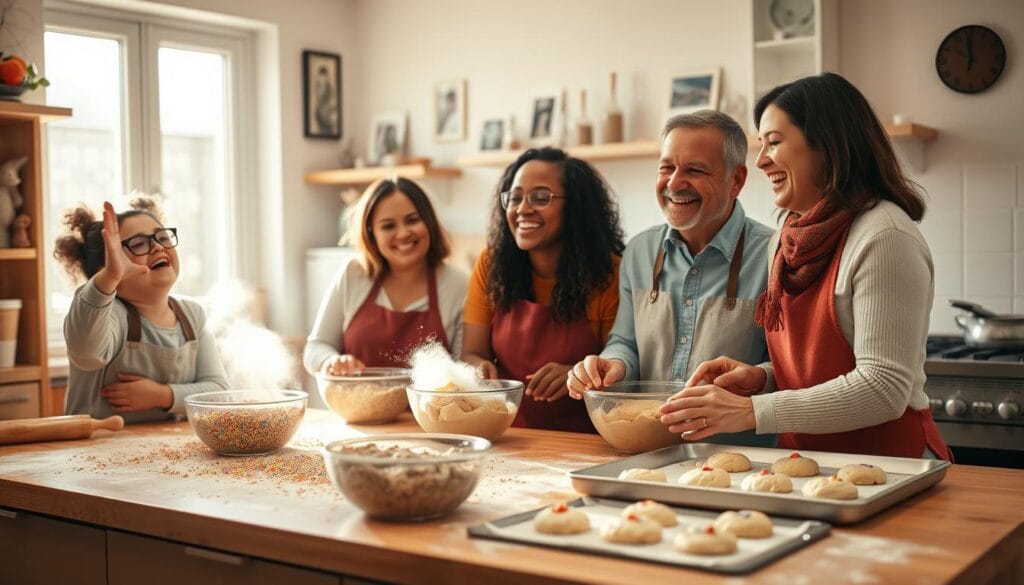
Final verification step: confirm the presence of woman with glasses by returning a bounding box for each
[53,196,228,422]
[304,177,468,376]
[461,148,625,432]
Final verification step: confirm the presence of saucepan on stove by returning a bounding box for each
[950,299,1024,349]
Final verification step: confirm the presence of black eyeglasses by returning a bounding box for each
[121,228,178,256]
[500,188,565,210]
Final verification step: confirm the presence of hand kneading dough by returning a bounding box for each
[617,468,668,482]
[713,510,773,538]
[674,524,738,555]
[802,475,859,500]
[622,500,677,527]
[533,503,590,534]
[741,469,793,493]
[678,466,731,488]
[771,452,820,477]
[837,463,887,485]
[702,452,752,473]
[600,514,662,544]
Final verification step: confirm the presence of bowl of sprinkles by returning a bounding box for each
[185,390,308,456]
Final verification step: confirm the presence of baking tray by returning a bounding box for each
[569,443,950,524]
[469,497,830,574]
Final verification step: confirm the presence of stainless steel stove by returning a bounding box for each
[924,335,1024,468]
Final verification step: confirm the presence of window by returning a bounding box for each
[44,8,254,342]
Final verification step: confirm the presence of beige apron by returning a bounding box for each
[94,298,200,424]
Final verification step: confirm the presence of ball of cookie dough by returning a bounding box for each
[674,524,738,555]
[837,463,887,485]
[678,466,731,488]
[533,502,591,534]
[600,513,662,544]
[622,500,678,527]
[713,510,773,538]
[771,452,820,477]
[802,475,859,500]
[617,468,668,482]
[702,452,752,473]
[741,469,793,493]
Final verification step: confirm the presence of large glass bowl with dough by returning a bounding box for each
[406,380,523,441]
[315,367,411,424]
[584,382,682,453]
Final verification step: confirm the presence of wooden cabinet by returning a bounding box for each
[0,507,106,585]
[0,101,71,419]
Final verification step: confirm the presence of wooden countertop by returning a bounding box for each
[1,409,1021,584]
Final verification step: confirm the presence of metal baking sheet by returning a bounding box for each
[569,444,950,524]
[469,497,830,574]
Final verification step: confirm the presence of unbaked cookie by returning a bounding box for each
[741,468,793,493]
[771,452,820,477]
[713,510,773,538]
[533,502,590,534]
[622,500,677,527]
[617,468,668,482]
[678,466,731,488]
[600,513,662,544]
[702,452,752,473]
[673,524,738,555]
[802,475,859,500]
[837,463,887,485]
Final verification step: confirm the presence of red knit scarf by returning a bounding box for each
[756,198,859,332]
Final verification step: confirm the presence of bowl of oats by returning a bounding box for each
[315,368,411,424]
[184,389,307,456]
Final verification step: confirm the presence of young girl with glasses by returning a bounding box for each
[461,147,625,433]
[53,196,228,422]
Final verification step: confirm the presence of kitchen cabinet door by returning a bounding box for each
[0,507,106,585]
[107,530,341,585]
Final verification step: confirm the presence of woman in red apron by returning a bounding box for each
[658,73,951,460]
[461,148,625,433]
[304,178,468,374]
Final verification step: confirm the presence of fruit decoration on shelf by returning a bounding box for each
[0,51,49,100]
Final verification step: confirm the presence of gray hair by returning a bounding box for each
[660,110,747,174]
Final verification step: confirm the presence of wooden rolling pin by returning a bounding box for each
[0,415,124,445]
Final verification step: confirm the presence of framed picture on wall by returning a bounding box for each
[434,79,467,142]
[668,68,721,115]
[528,91,561,146]
[303,50,342,139]
[369,111,407,165]
[480,119,504,151]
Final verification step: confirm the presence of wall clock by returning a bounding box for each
[769,0,815,38]
[935,25,1006,94]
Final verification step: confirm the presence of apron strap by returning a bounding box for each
[168,298,197,342]
[120,299,143,343]
[725,228,746,310]
[648,246,667,304]
[119,297,197,342]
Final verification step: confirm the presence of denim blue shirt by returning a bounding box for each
[601,200,773,380]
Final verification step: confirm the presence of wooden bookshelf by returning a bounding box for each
[0,248,36,260]
[305,162,461,186]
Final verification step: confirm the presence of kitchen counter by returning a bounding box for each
[1,409,1021,584]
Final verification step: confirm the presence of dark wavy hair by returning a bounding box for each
[754,72,925,220]
[53,195,165,281]
[487,148,625,322]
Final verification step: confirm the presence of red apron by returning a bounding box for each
[492,300,601,433]
[766,229,952,460]
[341,268,450,368]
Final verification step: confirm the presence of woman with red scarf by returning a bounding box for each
[658,73,951,461]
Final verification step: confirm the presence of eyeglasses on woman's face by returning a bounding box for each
[121,227,178,256]
[500,187,565,210]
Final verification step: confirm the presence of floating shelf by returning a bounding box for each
[457,140,661,168]
[304,163,461,186]
[0,248,36,260]
[0,365,42,385]
[754,36,816,56]
[0,101,73,123]
[747,123,939,149]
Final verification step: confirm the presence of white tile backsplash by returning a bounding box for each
[1018,163,1024,207]
[964,209,1014,252]
[916,164,963,211]
[919,210,962,253]
[929,301,960,335]
[1018,258,1024,295]
[1015,297,1024,314]
[964,254,1015,296]
[932,253,963,296]
[963,163,1017,208]
[1015,209,1024,252]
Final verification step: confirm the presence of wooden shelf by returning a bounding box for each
[0,365,42,385]
[754,36,816,56]
[457,140,661,168]
[747,123,939,149]
[304,163,461,186]
[0,248,36,260]
[0,101,72,123]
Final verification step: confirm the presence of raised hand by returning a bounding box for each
[93,201,148,295]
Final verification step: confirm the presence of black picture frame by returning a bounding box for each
[302,50,342,139]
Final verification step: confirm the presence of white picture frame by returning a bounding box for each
[528,91,562,146]
[434,79,467,143]
[369,111,407,165]
[668,68,721,115]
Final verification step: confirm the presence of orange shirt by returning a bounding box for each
[463,249,621,343]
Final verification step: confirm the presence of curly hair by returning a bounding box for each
[487,148,625,322]
[53,195,166,282]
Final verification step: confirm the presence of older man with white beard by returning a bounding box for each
[567,110,774,446]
